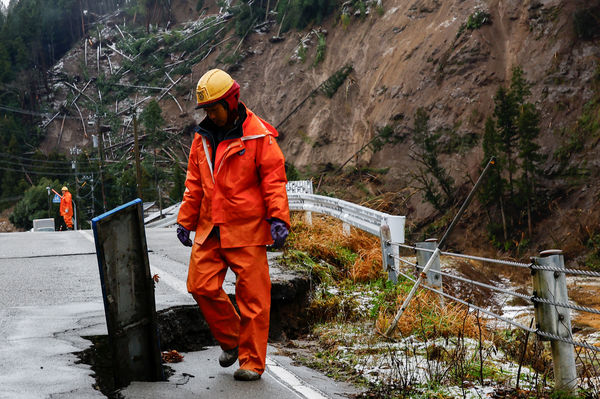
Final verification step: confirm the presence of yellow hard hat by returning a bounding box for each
[195,69,240,110]
[61,186,68,191]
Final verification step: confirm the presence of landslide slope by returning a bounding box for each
[41,0,600,256]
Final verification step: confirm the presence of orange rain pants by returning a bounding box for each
[60,191,73,229]
[187,234,271,374]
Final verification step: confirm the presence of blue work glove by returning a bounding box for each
[177,225,193,247]
[270,218,289,248]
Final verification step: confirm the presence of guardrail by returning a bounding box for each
[287,189,405,281]
[144,180,406,280]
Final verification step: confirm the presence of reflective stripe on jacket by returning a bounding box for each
[177,105,290,248]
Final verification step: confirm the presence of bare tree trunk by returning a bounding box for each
[500,195,507,242]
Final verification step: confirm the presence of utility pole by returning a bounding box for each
[133,114,143,200]
[91,173,95,217]
[70,146,81,229]
[46,186,51,218]
[97,118,107,213]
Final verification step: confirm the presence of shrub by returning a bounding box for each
[313,33,326,66]
[466,10,491,30]
[319,64,353,98]
[276,0,337,33]
[10,178,61,230]
[574,6,600,40]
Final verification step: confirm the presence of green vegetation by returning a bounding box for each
[573,5,600,40]
[9,178,61,230]
[410,108,456,212]
[314,33,326,66]
[319,64,353,98]
[231,2,258,38]
[276,0,337,33]
[585,233,600,271]
[466,10,491,30]
[480,67,546,249]
[456,9,492,39]
[297,43,307,63]
[280,215,599,398]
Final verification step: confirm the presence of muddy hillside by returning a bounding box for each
[40,0,600,259]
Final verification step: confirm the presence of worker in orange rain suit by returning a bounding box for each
[176,69,290,382]
[60,186,74,230]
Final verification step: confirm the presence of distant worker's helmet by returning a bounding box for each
[61,186,68,191]
[195,69,240,112]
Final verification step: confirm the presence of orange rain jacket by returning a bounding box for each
[60,190,73,227]
[60,191,72,218]
[177,104,290,248]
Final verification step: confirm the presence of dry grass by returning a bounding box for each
[287,212,385,282]
[288,212,492,341]
[376,290,490,341]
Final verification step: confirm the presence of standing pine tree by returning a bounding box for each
[480,116,508,241]
[517,102,545,237]
[479,66,545,249]
[141,100,165,208]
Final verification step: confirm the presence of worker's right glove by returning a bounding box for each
[270,218,289,248]
[176,225,193,247]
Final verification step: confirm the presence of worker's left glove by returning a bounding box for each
[176,225,193,247]
[269,218,289,248]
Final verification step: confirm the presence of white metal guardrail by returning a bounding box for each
[288,193,390,237]
[287,187,406,282]
[144,180,406,279]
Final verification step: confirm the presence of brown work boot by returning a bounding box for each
[234,368,261,381]
[219,347,238,367]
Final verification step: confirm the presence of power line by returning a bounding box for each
[0,160,98,174]
[0,165,97,176]
[0,152,82,165]
[0,104,79,120]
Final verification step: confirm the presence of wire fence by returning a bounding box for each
[390,241,600,354]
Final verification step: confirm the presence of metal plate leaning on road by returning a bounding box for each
[92,198,163,387]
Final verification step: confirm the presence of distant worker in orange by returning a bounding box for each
[60,186,74,230]
[176,69,290,381]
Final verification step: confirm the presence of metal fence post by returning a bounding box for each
[415,239,442,289]
[531,249,576,394]
[343,222,351,236]
[380,216,405,283]
[380,225,396,283]
[286,180,313,226]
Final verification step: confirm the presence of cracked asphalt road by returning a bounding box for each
[0,228,361,399]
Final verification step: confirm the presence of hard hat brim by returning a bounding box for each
[196,80,240,110]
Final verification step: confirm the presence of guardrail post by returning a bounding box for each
[380,216,405,283]
[286,180,314,226]
[304,210,313,226]
[380,225,396,282]
[343,222,351,236]
[531,249,576,394]
[415,239,442,289]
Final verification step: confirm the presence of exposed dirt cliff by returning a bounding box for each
[40,0,600,260]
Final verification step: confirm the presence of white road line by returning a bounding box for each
[151,265,330,398]
[78,230,95,244]
[266,357,329,399]
[148,264,189,296]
